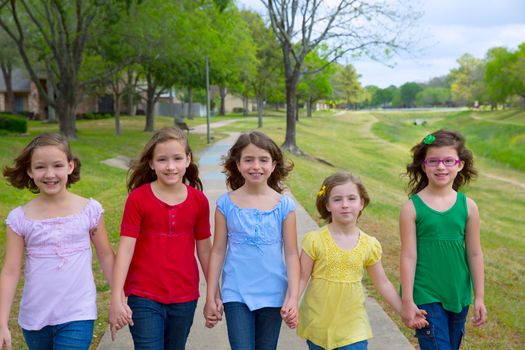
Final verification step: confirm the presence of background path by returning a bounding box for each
[98,126,414,349]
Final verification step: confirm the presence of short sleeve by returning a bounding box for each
[5,207,26,237]
[364,236,382,267]
[216,193,231,216]
[193,189,211,240]
[301,230,319,260]
[120,189,142,238]
[86,199,104,230]
[280,195,296,221]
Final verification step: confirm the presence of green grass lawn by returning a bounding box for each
[1,109,524,349]
[214,109,525,350]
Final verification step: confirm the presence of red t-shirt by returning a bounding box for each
[120,183,211,303]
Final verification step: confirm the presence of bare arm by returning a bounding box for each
[465,197,486,327]
[90,215,115,287]
[298,249,313,299]
[109,236,136,339]
[281,211,300,328]
[196,238,212,282]
[0,228,24,350]
[204,209,228,328]
[399,200,419,326]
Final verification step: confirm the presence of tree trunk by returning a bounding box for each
[295,96,299,121]
[256,95,264,128]
[144,71,155,132]
[243,94,249,117]
[0,63,15,113]
[307,98,313,118]
[126,69,135,116]
[219,86,226,116]
[188,87,194,120]
[114,92,121,135]
[56,99,77,139]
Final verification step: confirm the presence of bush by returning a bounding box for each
[77,112,113,120]
[0,113,27,133]
[232,107,244,113]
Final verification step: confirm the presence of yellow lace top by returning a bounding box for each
[297,226,382,349]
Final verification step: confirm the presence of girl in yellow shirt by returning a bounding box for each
[297,172,427,349]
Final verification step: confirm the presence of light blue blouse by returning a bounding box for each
[217,193,296,311]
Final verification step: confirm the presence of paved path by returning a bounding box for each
[98,126,414,349]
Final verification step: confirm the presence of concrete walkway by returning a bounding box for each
[98,126,414,349]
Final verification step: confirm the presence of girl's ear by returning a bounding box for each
[68,160,75,175]
[457,160,465,172]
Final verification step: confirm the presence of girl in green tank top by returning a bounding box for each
[400,129,487,350]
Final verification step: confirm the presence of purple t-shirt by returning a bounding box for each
[5,199,102,330]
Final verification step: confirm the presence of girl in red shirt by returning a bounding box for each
[109,127,211,350]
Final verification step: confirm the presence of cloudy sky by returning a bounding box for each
[237,0,525,88]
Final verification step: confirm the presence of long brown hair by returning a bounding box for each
[222,131,293,193]
[406,129,477,196]
[3,133,81,194]
[127,127,202,191]
[316,171,370,223]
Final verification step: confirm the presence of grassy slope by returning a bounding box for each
[1,110,523,349]
[219,109,525,350]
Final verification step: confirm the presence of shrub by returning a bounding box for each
[0,113,27,133]
[232,107,244,113]
[77,112,113,120]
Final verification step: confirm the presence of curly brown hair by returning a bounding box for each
[222,131,293,193]
[405,129,477,196]
[3,133,81,193]
[127,127,202,192]
[316,171,370,223]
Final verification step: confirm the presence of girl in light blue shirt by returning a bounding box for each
[205,131,300,350]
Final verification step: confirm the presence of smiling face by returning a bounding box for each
[27,145,74,196]
[149,140,190,187]
[423,146,464,189]
[326,181,364,225]
[236,143,276,186]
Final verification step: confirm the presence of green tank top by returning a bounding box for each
[411,192,472,313]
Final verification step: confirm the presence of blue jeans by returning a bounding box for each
[416,302,469,350]
[224,302,282,350]
[22,320,94,350]
[128,295,197,350]
[307,339,368,350]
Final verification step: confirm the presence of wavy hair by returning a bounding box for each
[405,129,477,196]
[3,133,81,193]
[316,171,370,223]
[127,127,202,191]
[222,131,293,193]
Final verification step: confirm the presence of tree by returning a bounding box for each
[0,0,127,138]
[297,53,334,117]
[264,0,420,154]
[484,47,514,108]
[242,10,283,127]
[0,14,19,113]
[400,82,422,107]
[448,54,485,107]
[331,63,362,110]
[415,87,451,107]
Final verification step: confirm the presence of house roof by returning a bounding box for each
[0,68,32,93]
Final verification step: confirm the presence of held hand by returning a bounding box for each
[203,297,223,329]
[280,298,298,329]
[0,327,13,350]
[109,298,133,341]
[409,308,429,329]
[472,298,487,327]
[401,300,419,328]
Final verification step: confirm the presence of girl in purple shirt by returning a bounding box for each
[0,134,117,350]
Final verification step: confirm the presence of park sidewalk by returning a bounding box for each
[97,127,414,349]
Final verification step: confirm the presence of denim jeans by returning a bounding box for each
[307,339,368,350]
[22,320,94,350]
[415,302,469,350]
[224,302,282,350]
[128,295,197,350]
